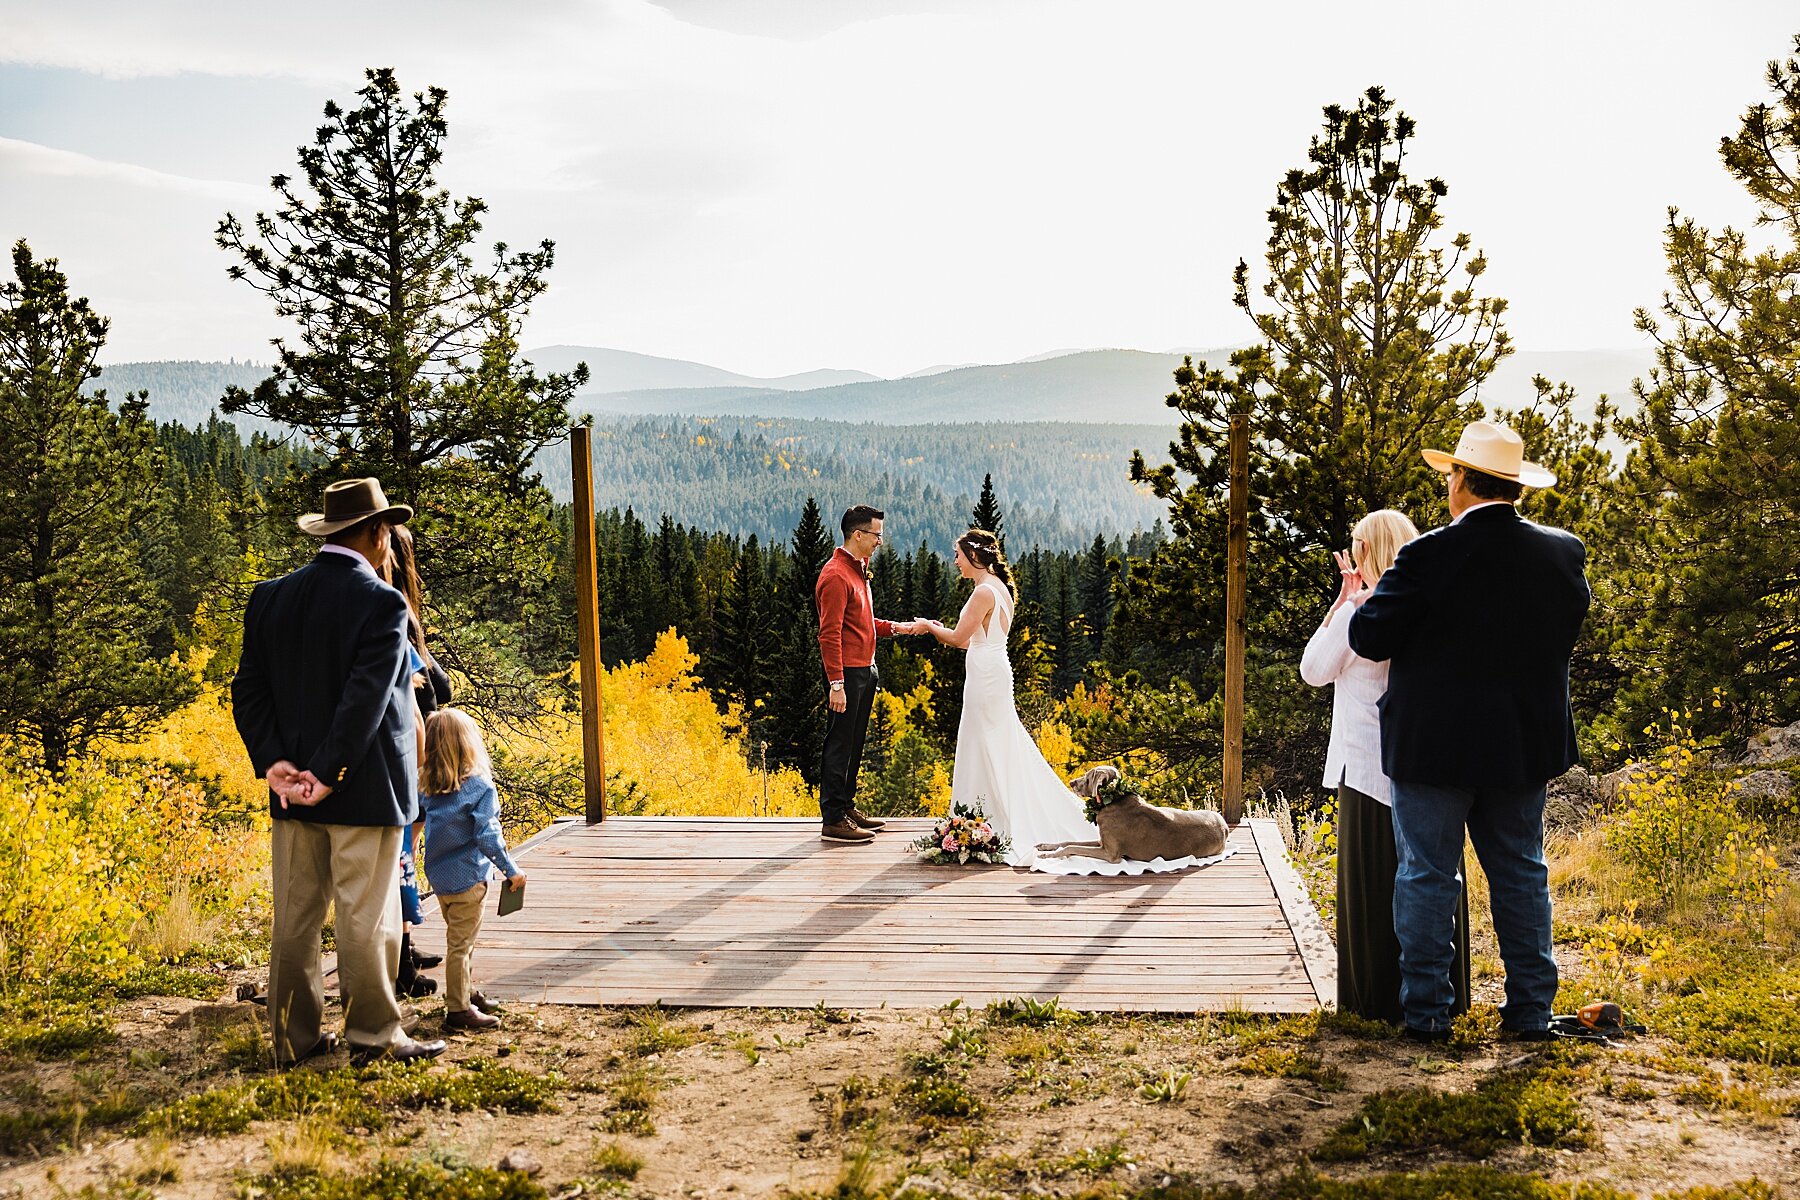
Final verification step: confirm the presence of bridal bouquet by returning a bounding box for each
[912,802,1011,865]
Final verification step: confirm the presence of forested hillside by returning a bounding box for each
[542,415,1171,551]
[89,359,275,430]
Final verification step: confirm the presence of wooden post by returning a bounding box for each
[572,425,608,823]
[1222,414,1248,826]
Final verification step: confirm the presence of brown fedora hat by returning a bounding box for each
[297,477,414,537]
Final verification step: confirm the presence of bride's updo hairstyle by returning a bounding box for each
[956,528,1015,596]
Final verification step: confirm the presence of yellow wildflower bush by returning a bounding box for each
[1604,710,1796,936]
[513,630,820,820]
[0,750,263,990]
[105,652,265,816]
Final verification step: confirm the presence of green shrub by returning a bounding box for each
[591,1141,644,1180]
[1106,1163,1780,1199]
[1315,1065,1590,1161]
[1233,1046,1345,1090]
[984,996,1087,1028]
[139,1059,559,1137]
[0,1009,116,1059]
[902,1074,981,1119]
[1654,967,1800,1065]
[242,1160,546,1200]
[0,1090,148,1154]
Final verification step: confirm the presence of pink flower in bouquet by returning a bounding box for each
[941,834,957,851]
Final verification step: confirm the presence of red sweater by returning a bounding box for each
[816,547,894,681]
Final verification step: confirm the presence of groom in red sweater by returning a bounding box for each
[816,505,926,843]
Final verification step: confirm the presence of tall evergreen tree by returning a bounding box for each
[1101,87,1548,795]
[708,535,778,738]
[1609,35,1800,743]
[0,242,195,770]
[216,68,588,698]
[970,472,1005,548]
[1077,533,1115,660]
[765,499,834,780]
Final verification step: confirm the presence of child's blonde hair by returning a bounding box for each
[1351,509,1421,587]
[421,707,491,795]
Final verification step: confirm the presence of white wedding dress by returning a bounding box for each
[948,579,1231,876]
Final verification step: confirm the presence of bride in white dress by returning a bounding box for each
[921,530,1211,876]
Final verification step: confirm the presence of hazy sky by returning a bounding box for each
[1,1,1792,378]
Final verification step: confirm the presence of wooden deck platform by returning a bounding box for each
[408,816,1335,1013]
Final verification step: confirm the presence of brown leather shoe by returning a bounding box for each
[444,1007,501,1032]
[821,820,874,843]
[849,808,887,830]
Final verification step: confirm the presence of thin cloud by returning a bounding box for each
[0,136,261,201]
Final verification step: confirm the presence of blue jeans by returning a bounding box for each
[1389,779,1556,1033]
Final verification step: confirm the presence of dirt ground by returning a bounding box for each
[0,988,1795,1200]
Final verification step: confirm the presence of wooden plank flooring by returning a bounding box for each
[408,816,1336,1013]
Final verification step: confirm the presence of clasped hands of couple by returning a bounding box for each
[824,618,947,713]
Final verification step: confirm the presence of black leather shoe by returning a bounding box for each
[351,1037,447,1066]
[411,950,444,969]
[849,808,887,830]
[1500,1025,1553,1042]
[278,1032,338,1068]
[1404,1026,1451,1044]
[403,974,439,998]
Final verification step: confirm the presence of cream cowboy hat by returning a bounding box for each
[297,477,414,537]
[1422,421,1556,489]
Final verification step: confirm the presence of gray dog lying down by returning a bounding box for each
[1035,765,1230,864]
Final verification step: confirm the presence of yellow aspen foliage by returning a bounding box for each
[525,630,820,818]
[104,649,265,815]
[0,751,262,988]
[1033,717,1081,779]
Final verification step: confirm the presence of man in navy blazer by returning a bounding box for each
[232,478,446,1066]
[1348,422,1589,1041]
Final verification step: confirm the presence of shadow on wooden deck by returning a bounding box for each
[408,816,1336,1014]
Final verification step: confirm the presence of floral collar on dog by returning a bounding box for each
[1083,772,1139,825]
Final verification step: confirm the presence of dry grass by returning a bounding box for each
[265,1114,344,1176]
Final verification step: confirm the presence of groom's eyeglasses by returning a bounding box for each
[856,528,884,542]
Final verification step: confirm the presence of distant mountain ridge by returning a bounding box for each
[95,345,1654,432]
[574,349,1203,424]
[524,345,879,393]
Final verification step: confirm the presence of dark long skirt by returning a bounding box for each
[1336,783,1471,1025]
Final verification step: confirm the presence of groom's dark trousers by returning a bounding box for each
[819,665,878,825]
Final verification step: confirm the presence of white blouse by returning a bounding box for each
[1299,604,1392,806]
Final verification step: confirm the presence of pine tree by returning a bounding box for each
[216,68,587,702]
[765,498,834,780]
[0,242,196,770]
[1609,35,1800,742]
[1077,532,1115,662]
[708,535,778,737]
[970,472,1005,548]
[1103,87,1548,795]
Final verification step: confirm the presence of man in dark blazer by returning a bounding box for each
[1348,422,1589,1041]
[232,478,446,1066]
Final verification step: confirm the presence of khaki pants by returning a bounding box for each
[436,882,488,1012]
[269,820,405,1062]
